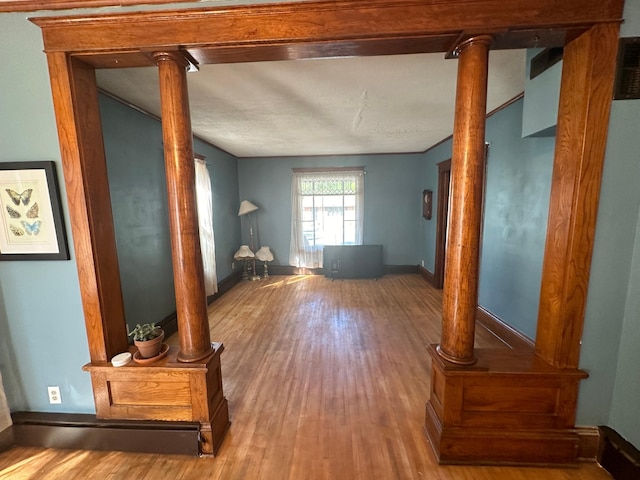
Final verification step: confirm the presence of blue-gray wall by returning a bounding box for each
[99,93,240,332]
[420,99,554,340]
[238,154,424,266]
[521,49,561,138]
[579,0,640,445]
[0,12,93,413]
[100,94,175,331]
[481,100,554,339]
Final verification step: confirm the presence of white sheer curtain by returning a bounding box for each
[0,371,10,432]
[195,158,218,295]
[289,169,364,268]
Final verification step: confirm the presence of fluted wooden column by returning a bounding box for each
[437,35,492,365]
[154,51,213,363]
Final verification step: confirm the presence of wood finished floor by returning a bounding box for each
[0,275,611,479]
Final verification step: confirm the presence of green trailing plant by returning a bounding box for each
[128,323,162,342]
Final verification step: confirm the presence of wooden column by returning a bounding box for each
[154,51,213,363]
[437,35,492,365]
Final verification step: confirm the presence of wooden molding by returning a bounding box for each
[208,269,243,303]
[31,0,623,68]
[0,0,192,13]
[0,427,12,453]
[418,265,435,286]
[475,306,534,350]
[384,265,419,275]
[576,426,601,462]
[10,412,200,455]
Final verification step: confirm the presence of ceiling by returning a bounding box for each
[96,49,525,158]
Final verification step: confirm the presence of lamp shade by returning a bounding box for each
[255,246,274,262]
[234,245,255,259]
[238,200,259,216]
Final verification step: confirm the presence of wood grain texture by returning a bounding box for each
[440,36,492,365]
[84,343,229,455]
[0,0,194,13]
[45,52,128,362]
[536,23,621,369]
[154,51,212,362]
[1,275,610,478]
[30,0,624,68]
[426,345,588,464]
[29,0,626,470]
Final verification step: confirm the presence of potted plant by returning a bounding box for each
[129,323,164,359]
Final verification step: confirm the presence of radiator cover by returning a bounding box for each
[323,245,383,279]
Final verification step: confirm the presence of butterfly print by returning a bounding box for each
[5,188,33,206]
[6,205,20,219]
[9,224,25,236]
[26,202,39,219]
[21,220,42,236]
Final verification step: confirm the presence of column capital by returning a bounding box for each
[451,34,494,58]
[152,50,197,71]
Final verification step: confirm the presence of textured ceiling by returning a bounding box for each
[96,50,525,158]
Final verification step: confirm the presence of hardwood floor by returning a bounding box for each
[0,275,611,479]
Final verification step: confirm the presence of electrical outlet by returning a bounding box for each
[421,259,425,267]
[48,386,62,404]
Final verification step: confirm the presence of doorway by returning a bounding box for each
[434,159,451,289]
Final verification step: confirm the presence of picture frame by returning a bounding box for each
[0,161,70,261]
[422,189,433,220]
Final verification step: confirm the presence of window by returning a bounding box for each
[289,168,364,268]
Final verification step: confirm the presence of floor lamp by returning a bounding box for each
[238,200,260,280]
[238,200,259,251]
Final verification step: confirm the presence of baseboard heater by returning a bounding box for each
[599,426,640,480]
[323,245,383,279]
[11,412,200,456]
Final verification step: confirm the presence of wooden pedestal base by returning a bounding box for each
[84,342,230,456]
[424,344,587,465]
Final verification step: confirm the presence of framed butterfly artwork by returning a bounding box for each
[0,161,69,260]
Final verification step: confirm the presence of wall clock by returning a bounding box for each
[423,189,432,220]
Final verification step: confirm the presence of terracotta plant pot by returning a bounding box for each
[134,330,165,358]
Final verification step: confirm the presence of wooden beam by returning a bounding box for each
[535,22,621,369]
[30,0,624,66]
